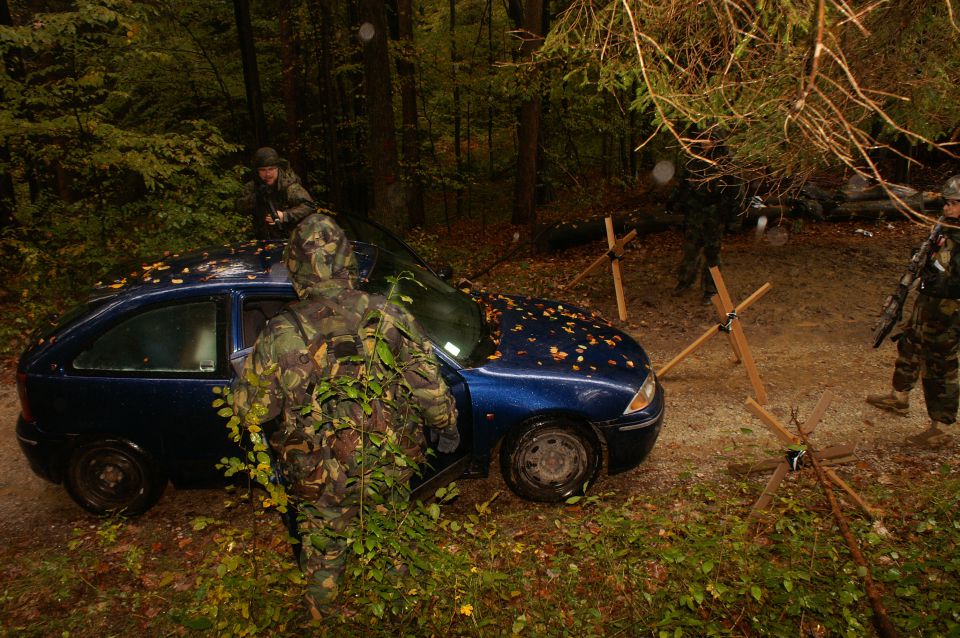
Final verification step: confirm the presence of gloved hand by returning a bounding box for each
[436,426,461,454]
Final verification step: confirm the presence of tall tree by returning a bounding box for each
[307,0,345,210]
[395,0,425,228]
[0,0,19,228]
[278,1,305,177]
[233,0,268,149]
[358,0,402,231]
[449,0,464,218]
[512,0,543,226]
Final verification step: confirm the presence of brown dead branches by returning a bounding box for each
[547,0,960,221]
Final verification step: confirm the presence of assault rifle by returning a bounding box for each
[872,216,943,347]
[255,181,282,226]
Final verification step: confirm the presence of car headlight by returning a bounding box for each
[624,373,657,414]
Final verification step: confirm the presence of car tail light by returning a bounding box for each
[17,371,34,422]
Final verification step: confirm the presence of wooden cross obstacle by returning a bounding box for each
[657,266,771,404]
[562,217,637,321]
[741,390,877,519]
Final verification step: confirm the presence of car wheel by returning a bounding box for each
[65,439,167,516]
[500,417,602,502]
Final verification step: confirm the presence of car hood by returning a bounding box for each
[477,292,653,386]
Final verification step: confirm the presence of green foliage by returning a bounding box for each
[0,1,246,355]
[173,518,304,637]
[4,466,960,635]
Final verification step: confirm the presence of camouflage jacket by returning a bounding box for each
[920,226,960,299]
[236,169,315,239]
[232,284,458,505]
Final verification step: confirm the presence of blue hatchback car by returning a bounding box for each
[16,214,665,515]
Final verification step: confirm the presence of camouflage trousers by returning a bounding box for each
[292,500,359,611]
[892,294,960,424]
[677,204,723,292]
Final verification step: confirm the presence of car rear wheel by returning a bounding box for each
[500,417,601,502]
[65,439,167,516]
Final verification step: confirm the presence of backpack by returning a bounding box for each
[280,292,420,503]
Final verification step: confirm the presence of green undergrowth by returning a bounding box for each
[2,469,959,637]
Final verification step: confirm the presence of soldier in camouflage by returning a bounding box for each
[231,213,459,616]
[867,175,960,446]
[236,147,315,240]
[667,151,739,304]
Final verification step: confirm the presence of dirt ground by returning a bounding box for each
[2,216,959,543]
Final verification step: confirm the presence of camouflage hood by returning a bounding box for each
[284,213,358,298]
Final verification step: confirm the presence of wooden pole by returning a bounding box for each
[710,267,767,404]
[657,268,770,405]
[657,324,721,377]
[563,226,637,290]
[606,217,629,321]
[744,392,877,520]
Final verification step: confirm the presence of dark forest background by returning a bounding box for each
[1,0,958,350]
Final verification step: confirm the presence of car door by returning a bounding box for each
[410,358,472,500]
[50,295,233,485]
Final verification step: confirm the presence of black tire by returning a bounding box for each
[500,416,602,502]
[65,439,167,516]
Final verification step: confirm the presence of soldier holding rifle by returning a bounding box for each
[236,147,315,240]
[867,175,960,446]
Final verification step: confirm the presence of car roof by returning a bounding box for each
[90,213,429,302]
[92,240,288,299]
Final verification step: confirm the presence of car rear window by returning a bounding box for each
[73,300,221,374]
[34,297,112,343]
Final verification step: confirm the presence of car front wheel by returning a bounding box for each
[500,417,602,502]
[65,439,167,516]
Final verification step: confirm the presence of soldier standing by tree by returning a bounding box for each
[236,147,315,239]
[668,140,739,304]
[866,176,960,446]
[230,213,459,617]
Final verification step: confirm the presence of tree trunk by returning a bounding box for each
[449,0,463,218]
[233,0,268,149]
[395,0,425,228]
[279,2,305,177]
[310,0,344,210]
[358,0,402,232]
[0,0,18,227]
[512,0,543,227]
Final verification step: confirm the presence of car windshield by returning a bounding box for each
[360,245,496,367]
[333,214,429,269]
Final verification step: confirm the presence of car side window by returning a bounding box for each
[74,301,220,374]
[242,297,291,349]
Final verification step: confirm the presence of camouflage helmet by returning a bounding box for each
[942,175,960,202]
[252,147,284,169]
[284,213,357,298]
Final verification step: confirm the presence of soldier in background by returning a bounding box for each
[866,175,960,446]
[231,213,459,617]
[667,144,739,304]
[236,147,315,239]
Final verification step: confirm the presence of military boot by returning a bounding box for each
[865,390,910,416]
[906,421,951,447]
